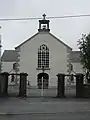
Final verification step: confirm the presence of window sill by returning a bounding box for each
[36,68,50,70]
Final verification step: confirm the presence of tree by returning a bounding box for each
[78,33,90,82]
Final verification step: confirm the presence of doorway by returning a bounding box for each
[37,73,49,89]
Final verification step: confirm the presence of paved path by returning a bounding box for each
[1,85,89,119]
[0,97,90,119]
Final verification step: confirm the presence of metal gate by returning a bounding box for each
[27,77,57,98]
[8,74,20,97]
[65,75,76,98]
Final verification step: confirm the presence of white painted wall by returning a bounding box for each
[2,62,14,73]
[72,62,83,73]
[18,32,70,87]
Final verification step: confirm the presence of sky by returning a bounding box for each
[0,0,90,54]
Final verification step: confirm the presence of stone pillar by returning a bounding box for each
[87,79,90,83]
[57,73,65,98]
[76,73,84,98]
[0,72,9,97]
[19,73,28,97]
[39,21,41,29]
[83,84,90,98]
[47,22,49,29]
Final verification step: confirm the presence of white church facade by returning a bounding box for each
[1,14,83,88]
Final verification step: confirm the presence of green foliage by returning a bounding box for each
[78,34,90,72]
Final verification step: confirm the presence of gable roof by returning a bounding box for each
[70,51,81,62]
[1,50,17,62]
[49,33,72,49]
[15,32,39,49]
[15,32,72,50]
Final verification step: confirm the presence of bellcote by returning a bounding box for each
[38,14,50,32]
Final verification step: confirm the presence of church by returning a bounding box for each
[1,14,83,88]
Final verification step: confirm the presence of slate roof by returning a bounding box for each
[15,32,72,50]
[1,50,81,63]
[70,51,81,62]
[1,50,17,62]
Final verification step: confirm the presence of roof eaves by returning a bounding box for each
[49,33,72,50]
[15,32,39,49]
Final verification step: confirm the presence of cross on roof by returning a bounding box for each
[42,14,46,20]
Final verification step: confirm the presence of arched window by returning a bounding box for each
[38,44,49,68]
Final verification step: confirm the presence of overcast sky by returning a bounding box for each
[0,0,90,53]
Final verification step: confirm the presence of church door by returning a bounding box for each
[37,73,49,89]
